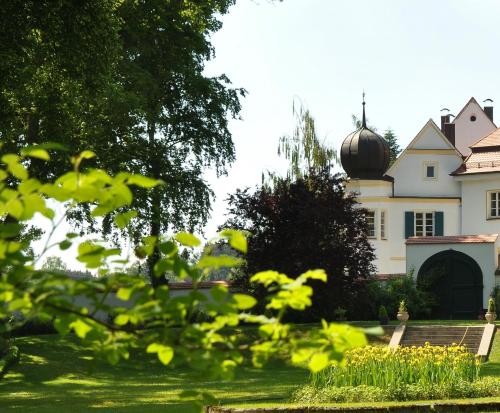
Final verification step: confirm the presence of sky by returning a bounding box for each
[33,0,500,270]
[203,0,500,237]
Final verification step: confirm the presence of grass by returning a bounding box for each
[0,335,307,412]
[0,322,498,412]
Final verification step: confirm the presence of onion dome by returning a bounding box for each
[341,98,390,179]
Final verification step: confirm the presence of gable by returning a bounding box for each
[452,97,497,155]
[411,121,454,150]
[386,119,461,177]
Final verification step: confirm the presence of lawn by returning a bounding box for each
[0,324,498,412]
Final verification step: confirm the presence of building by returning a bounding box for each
[341,97,500,319]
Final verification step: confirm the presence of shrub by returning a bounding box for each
[488,297,496,313]
[366,275,435,320]
[292,377,500,403]
[0,345,20,377]
[378,305,388,325]
[333,307,347,321]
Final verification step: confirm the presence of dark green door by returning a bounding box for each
[417,250,483,319]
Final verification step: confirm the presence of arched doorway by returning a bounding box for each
[417,250,483,319]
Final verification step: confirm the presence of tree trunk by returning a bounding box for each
[146,119,167,288]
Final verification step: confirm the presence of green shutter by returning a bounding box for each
[405,211,414,239]
[435,211,444,236]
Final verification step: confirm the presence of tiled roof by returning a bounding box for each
[453,150,500,175]
[169,280,230,290]
[406,234,498,245]
[470,128,500,148]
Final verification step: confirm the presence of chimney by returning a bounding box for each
[444,123,455,146]
[484,106,494,122]
[440,114,451,132]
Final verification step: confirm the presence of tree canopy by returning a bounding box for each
[224,171,376,321]
[0,0,244,284]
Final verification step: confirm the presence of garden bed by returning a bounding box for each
[206,398,500,413]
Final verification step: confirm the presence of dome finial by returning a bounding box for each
[362,90,366,128]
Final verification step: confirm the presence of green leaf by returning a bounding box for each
[146,343,174,365]
[80,150,96,159]
[114,314,129,326]
[175,232,201,247]
[59,240,72,250]
[196,255,243,269]
[21,147,50,160]
[114,210,138,229]
[5,198,23,219]
[232,294,257,310]
[220,229,247,253]
[70,319,92,339]
[308,352,329,373]
[116,287,133,301]
[127,175,161,188]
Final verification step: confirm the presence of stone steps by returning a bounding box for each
[398,326,486,353]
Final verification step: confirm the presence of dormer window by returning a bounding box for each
[423,161,438,180]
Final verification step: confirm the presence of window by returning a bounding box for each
[470,115,477,122]
[488,191,500,218]
[366,210,376,238]
[426,165,435,178]
[415,212,434,236]
[380,210,387,239]
[423,161,438,180]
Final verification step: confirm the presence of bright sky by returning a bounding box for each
[33,0,500,270]
[204,0,500,236]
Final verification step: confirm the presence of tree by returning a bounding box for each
[41,256,68,273]
[0,1,244,287]
[224,171,376,321]
[276,103,337,182]
[0,149,368,406]
[383,128,401,165]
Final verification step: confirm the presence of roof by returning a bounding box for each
[406,234,498,245]
[169,280,230,290]
[470,127,500,148]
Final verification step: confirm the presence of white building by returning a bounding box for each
[341,97,500,318]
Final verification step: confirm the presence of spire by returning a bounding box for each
[362,91,366,128]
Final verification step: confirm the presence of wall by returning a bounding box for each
[71,283,229,321]
[406,242,496,308]
[453,99,496,155]
[458,173,500,235]
[354,197,461,275]
[391,152,462,197]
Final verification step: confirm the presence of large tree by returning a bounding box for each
[224,172,375,321]
[0,1,244,286]
[383,128,401,166]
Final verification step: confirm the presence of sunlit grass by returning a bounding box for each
[0,325,498,412]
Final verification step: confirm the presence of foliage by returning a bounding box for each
[41,256,68,273]
[488,297,496,313]
[399,299,407,313]
[383,128,401,166]
[275,102,337,183]
[378,305,388,325]
[292,377,500,403]
[333,307,347,322]
[224,171,375,321]
[0,344,19,378]
[310,343,480,389]
[365,275,435,320]
[0,1,245,285]
[0,150,368,409]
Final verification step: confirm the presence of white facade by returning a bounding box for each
[452,97,496,156]
[344,98,500,313]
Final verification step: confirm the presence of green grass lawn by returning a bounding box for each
[0,323,499,412]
